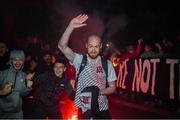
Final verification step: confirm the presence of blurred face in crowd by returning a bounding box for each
[0,42,8,57]
[43,54,52,64]
[44,44,51,50]
[86,35,102,59]
[166,41,173,47]
[127,45,134,53]
[32,37,39,44]
[144,45,152,52]
[11,58,24,70]
[54,62,66,77]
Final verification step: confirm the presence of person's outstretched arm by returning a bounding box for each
[58,14,88,63]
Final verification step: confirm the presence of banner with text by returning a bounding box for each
[116,58,180,100]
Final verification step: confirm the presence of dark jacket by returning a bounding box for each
[33,71,73,107]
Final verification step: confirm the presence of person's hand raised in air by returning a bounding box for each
[68,14,88,29]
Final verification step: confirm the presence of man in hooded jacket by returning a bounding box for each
[0,49,35,119]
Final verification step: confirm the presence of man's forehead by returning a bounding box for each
[87,40,101,46]
[88,35,101,41]
[55,62,65,66]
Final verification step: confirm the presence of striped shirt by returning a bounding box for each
[73,53,117,111]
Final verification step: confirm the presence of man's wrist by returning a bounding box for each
[67,25,74,31]
[26,81,33,88]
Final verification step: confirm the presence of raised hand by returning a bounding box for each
[26,72,35,81]
[58,14,88,63]
[26,72,35,88]
[69,14,88,29]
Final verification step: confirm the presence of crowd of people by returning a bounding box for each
[108,31,180,115]
[0,13,180,119]
[0,35,77,119]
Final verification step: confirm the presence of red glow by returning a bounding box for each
[69,114,78,120]
[112,61,119,67]
[59,91,78,120]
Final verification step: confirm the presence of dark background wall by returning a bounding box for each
[0,0,179,52]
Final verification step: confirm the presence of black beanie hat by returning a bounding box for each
[55,56,65,65]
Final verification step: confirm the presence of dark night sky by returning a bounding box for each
[0,0,179,50]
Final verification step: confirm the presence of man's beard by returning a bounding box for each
[88,53,99,59]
